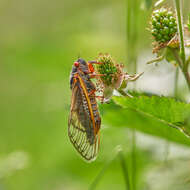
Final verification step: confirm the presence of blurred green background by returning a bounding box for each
[1,0,190,189]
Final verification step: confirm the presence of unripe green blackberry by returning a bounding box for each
[96,54,118,86]
[151,8,177,43]
[95,54,143,101]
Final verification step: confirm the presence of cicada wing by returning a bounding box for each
[68,82,100,161]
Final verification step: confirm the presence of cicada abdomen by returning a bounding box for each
[68,58,101,161]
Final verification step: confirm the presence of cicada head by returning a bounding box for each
[70,58,95,89]
[74,58,95,74]
[76,58,89,73]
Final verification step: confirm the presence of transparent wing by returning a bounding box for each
[68,82,100,161]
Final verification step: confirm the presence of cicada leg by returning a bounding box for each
[94,96,104,103]
[88,89,96,96]
[88,89,104,103]
[89,73,106,78]
[88,61,103,65]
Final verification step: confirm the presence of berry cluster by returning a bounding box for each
[96,54,118,86]
[151,8,177,43]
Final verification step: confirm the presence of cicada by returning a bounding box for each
[68,58,101,161]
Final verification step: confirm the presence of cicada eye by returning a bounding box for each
[88,63,94,73]
[74,61,79,67]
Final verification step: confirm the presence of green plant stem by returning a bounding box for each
[174,0,186,66]
[171,49,190,91]
[126,0,131,65]
[174,67,179,97]
[119,151,131,190]
[183,69,190,90]
[117,88,137,190]
[131,0,138,74]
[128,1,139,188]
[89,158,114,190]
[174,0,190,91]
[131,130,136,190]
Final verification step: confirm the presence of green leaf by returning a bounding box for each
[100,94,190,147]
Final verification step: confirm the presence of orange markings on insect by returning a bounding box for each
[88,63,95,73]
[88,89,96,96]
